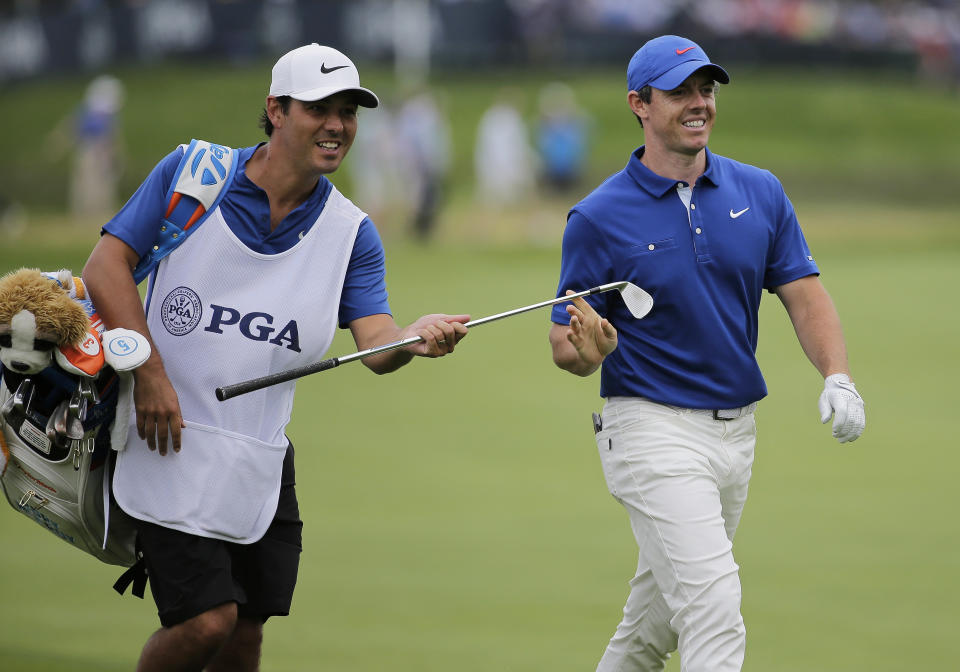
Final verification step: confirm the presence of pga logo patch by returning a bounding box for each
[156,286,301,351]
[160,286,203,336]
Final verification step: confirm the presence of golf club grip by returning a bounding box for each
[215,357,341,401]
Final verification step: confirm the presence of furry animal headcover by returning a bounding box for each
[0,268,92,374]
[0,268,90,345]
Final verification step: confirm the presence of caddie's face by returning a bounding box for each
[635,70,717,157]
[275,92,359,175]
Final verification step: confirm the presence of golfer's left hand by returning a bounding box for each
[405,313,470,357]
[818,373,865,443]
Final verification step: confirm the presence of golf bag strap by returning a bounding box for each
[132,139,239,284]
[113,538,147,599]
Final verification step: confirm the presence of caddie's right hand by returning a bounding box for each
[401,313,470,357]
[565,290,618,366]
[818,373,865,443]
[132,356,185,456]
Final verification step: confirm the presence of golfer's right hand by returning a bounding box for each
[132,357,185,455]
[565,291,618,366]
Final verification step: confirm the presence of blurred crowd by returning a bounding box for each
[518,0,960,82]
[2,1,958,86]
[350,81,590,242]
[2,71,582,243]
[2,0,955,242]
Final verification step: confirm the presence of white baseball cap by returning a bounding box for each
[269,43,379,108]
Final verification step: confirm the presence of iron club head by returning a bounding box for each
[594,281,654,319]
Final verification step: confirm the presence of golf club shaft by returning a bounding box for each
[459,282,622,328]
[215,283,620,401]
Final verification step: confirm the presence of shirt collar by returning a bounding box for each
[233,143,334,240]
[626,146,720,196]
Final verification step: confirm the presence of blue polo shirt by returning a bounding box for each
[551,147,819,408]
[103,143,392,328]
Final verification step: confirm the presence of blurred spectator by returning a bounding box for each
[261,0,300,54]
[45,74,125,221]
[534,81,590,193]
[474,89,535,206]
[506,0,566,62]
[347,100,402,231]
[571,0,680,33]
[0,4,48,81]
[837,2,891,46]
[395,87,452,241]
[0,190,27,240]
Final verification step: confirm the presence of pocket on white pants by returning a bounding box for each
[595,425,621,500]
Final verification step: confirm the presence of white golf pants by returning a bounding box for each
[594,397,756,672]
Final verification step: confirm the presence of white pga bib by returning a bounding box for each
[114,187,364,542]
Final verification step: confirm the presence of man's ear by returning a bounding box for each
[627,90,647,121]
[266,95,286,129]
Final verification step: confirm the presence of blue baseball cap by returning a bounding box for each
[627,35,730,92]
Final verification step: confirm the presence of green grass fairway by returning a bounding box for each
[1,213,958,670]
[1,57,958,671]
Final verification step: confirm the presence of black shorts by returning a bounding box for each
[136,442,303,627]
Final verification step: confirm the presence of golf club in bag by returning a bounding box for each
[215,281,653,401]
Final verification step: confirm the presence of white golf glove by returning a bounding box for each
[818,373,865,443]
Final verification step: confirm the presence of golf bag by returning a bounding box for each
[0,365,137,566]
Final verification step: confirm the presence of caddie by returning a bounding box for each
[548,35,866,671]
[83,43,469,672]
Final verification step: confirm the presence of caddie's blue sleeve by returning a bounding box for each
[338,217,392,328]
[102,147,184,257]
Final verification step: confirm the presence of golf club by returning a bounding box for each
[215,281,653,401]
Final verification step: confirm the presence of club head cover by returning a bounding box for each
[1,311,55,374]
[55,326,106,377]
[101,329,151,372]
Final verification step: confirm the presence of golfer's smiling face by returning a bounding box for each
[640,70,717,157]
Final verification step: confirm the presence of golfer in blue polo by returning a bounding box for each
[549,35,866,671]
